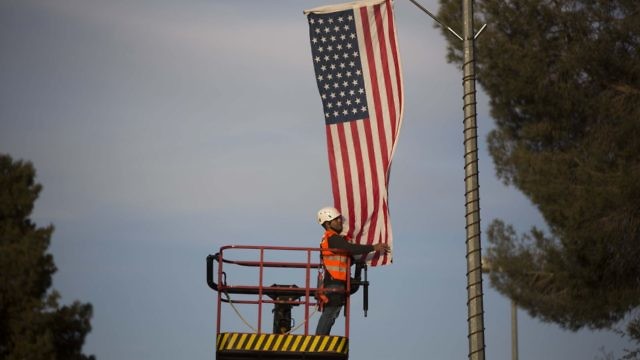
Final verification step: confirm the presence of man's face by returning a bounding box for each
[328,215,344,234]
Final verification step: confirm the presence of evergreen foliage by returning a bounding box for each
[437,0,640,350]
[0,154,95,360]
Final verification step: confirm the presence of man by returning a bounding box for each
[315,206,390,335]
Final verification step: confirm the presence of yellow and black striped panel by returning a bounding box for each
[216,332,348,355]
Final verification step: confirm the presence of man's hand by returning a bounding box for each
[373,243,391,253]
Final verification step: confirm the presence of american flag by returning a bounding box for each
[305,0,403,266]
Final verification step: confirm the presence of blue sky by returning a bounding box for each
[0,0,634,359]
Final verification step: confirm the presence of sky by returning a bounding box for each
[0,0,635,359]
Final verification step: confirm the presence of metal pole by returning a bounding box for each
[511,300,519,360]
[462,0,485,359]
[482,257,520,360]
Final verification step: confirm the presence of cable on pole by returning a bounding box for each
[461,0,486,358]
[404,0,488,357]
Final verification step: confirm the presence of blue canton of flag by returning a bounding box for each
[308,11,369,125]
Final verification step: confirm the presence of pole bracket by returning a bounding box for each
[408,0,487,42]
[474,23,487,39]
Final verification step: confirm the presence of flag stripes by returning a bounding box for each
[306,0,403,266]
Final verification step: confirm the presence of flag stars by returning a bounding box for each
[309,12,369,123]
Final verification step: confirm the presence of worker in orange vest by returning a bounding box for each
[315,207,390,335]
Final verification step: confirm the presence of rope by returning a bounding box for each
[286,305,319,335]
[223,290,321,335]
[223,291,258,333]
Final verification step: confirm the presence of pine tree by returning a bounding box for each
[436,0,640,350]
[0,154,95,359]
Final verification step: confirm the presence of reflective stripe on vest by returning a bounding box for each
[320,230,349,281]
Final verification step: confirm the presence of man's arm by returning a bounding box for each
[328,234,389,255]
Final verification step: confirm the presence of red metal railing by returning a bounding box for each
[206,245,353,337]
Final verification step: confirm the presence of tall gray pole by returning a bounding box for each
[511,300,519,360]
[407,0,486,357]
[462,0,485,359]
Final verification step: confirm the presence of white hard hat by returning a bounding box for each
[317,207,341,224]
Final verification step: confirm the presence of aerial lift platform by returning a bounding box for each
[206,245,368,360]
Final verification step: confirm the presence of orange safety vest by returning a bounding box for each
[320,229,349,281]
